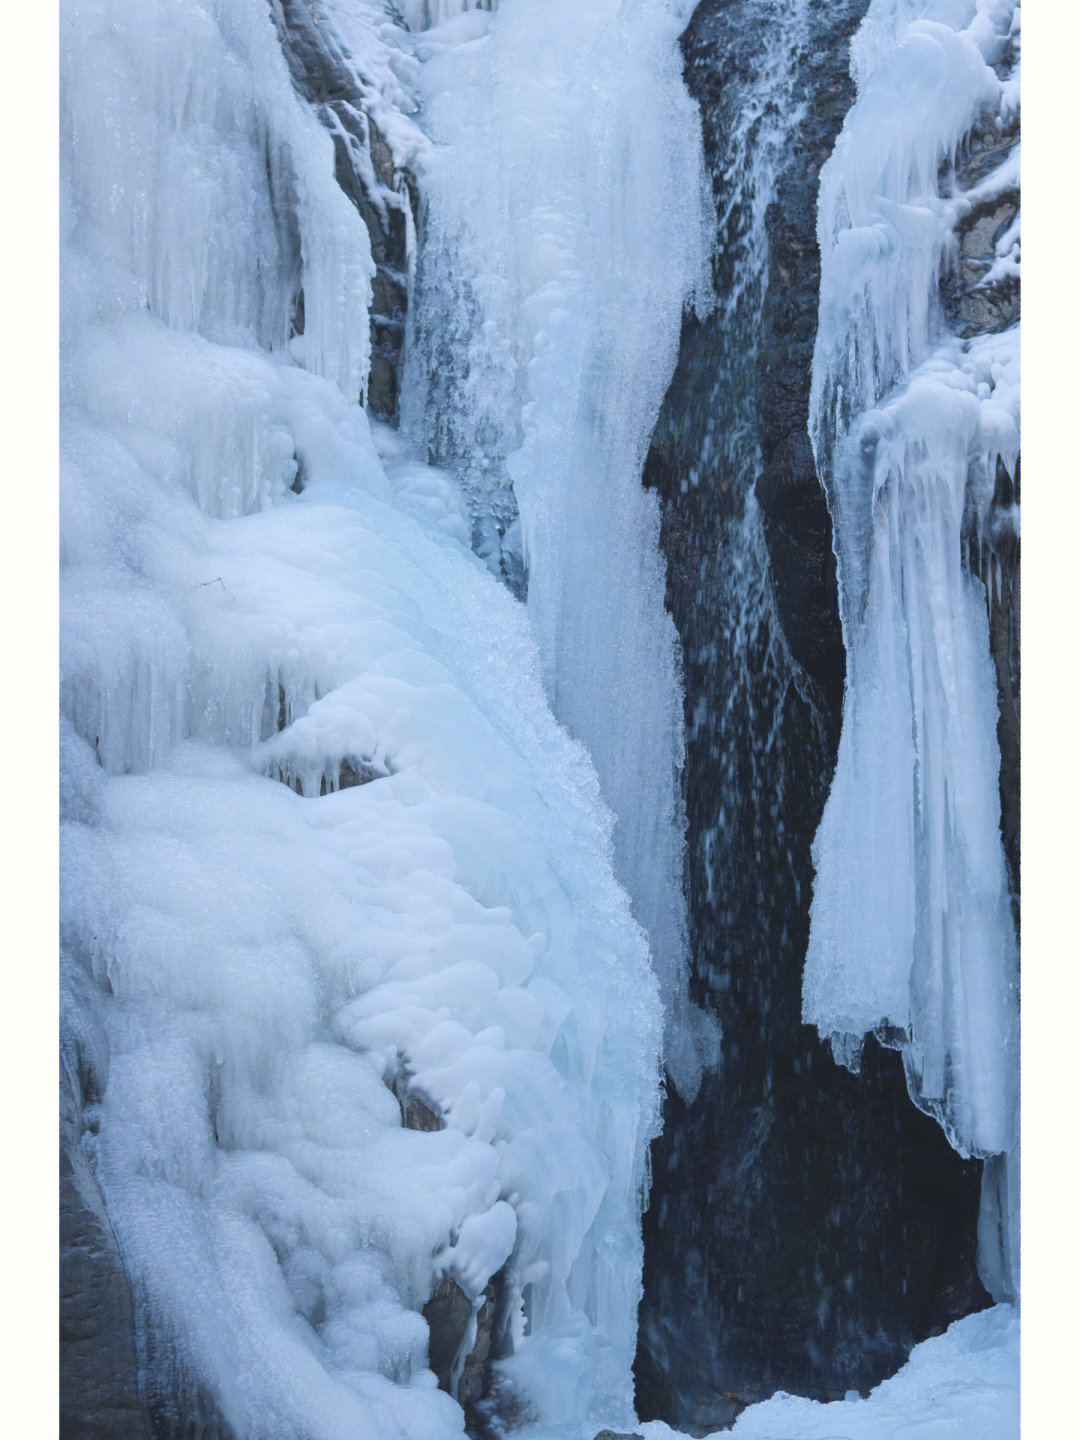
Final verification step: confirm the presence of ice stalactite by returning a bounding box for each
[402,0,716,1100]
[60,2,664,1434]
[804,0,1020,1298]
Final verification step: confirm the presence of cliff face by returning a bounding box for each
[271,0,419,420]
[947,106,1021,918]
[61,1058,150,1440]
[635,2,990,1426]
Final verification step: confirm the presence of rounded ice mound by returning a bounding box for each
[60,1,664,1434]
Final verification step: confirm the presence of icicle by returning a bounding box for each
[804,0,1019,1297]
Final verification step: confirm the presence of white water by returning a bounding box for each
[401,0,717,1099]
[803,0,1020,1298]
[60,1,666,1431]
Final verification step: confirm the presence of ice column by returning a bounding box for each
[402,0,715,1096]
[804,0,1020,1296]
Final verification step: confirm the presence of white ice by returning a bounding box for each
[804,0,1020,1298]
[399,0,717,1099]
[61,1,665,1433]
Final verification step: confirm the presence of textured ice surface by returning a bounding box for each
[60,1,663,1433]
[803,0,1020,1295]
[401,0,716,1098]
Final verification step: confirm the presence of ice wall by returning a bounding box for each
[804,0,1020,1296]
[402,0,715,1097]
[60,1,664,1432]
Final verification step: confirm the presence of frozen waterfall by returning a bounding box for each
[803,0,1020,1298]
[59,0,1021,1435]
[401,0,717,1099]
[60,0,670,1431]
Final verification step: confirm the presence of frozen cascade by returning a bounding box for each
[804,0,1020,1297]
[59,0,1023,1432]
[61,1,666,1433]
[401,0,717,1098]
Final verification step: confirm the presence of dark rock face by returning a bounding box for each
[403,1092,445,1133]
[423,1273,504,1436]
[635,1,989,1427]
[985,458,1020,913]
[60,1060,151,1440]
[424,1275,475,1391]
[404,1088,509,1434]
[753,49,850,726]
[943,109,1021,341]
[947,109,1021,919]
[457,1281,499,1412]
[271,0,417,419]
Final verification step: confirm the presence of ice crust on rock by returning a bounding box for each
[804,0,1020,1296]
[401,0,717,1100]
[60,1,664,1433]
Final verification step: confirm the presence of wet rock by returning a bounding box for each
[944,190,1019,337]
[403,1093,445,1132]
[754,77,854,733]
[941,111,1020,340]
[272,755,388,796]
[636,2,989,1426]
[423,1274,500,1417]
[424,1276,474,1392]
[60,1060,151,1440]
[458,1280,498,1411]
[945,106,1020,919]
[271,0,418,420]
[970,455,1020,916]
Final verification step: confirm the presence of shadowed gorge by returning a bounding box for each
[635,1,997,1426]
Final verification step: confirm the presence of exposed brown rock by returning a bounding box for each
[271,0,418,420]
[403,1093,445,1132]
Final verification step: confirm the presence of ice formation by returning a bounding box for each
[401,0,717,1098]
[803,0,1020,1296]
[60,0,1023,1430]
[60,1,666,1432]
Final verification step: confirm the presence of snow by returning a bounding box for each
[804,0,1020,1298]
[317,1,431,175]
[637,1306,1019,1440]
[401,0,716,1099]
[60,0,665,1432]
